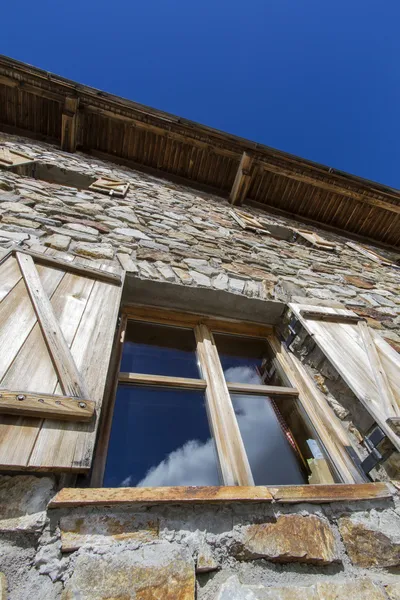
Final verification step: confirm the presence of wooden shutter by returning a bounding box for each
[229,209,271,233]
[289,303,400,451]
[89,177,129,197]
[294,229,337,250]
[0,249,123,471]
[0,147,34,169]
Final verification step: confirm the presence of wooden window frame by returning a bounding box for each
[92,304,363,487]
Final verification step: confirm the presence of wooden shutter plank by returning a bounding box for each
[0,264,65,382]
[0,391,94,421]
[16,252,89,399]
[28,277,123,470]
[0,415,42,468]
[290,303,400,451]
[0,256,22,302]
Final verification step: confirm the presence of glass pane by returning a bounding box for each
[104,386,220,487]
[232,394,307,485]
[121,321,200,378]
[213,333,272,385]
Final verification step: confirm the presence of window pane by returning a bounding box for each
[213,333,272,384]
[121,321,200,378]
[232,394,307,485]
[104,386,220,487]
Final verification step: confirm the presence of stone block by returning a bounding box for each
[0,475,54,532]
[338,515,400,568]
[0,573,6,600]
[215,575,386,600]
[196,543,219,573]
[60,511,159,551]
[44,233,71,251]
[235,515,338,564]
[61,542,194,600]
[386,583,400,600]
[73,242,114,259]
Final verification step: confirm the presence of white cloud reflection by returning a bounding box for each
[126,366,305,487]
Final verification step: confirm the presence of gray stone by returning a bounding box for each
[189,270,211,286]
[73,242,114,259]
[44,234,71,251]
[0,475,55,533]
[114,227,150,240]
[212,273,229,290]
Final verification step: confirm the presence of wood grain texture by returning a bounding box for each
[49,483,391,509]
[0,255,22,302]
[118,372,207,389]
[290,303,400,451]
[16,252,89,399]
[226,382,298,396]
[269,335,364,484]
[195,324,254,486]
[0,390,94,421]
[230,152,254,205]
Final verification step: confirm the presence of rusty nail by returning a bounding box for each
[17,394,25,401]
[38,398,44,403]
[55,400,61,405]
[79,402,87,409]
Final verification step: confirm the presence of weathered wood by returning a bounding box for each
[14,249,122,285]
[118,372,207,389]
[49,485,274,508]
[195,324,254,486]
[268,483,391,503]
[89,177,129,197]
[347,242,399,268]
[0,255,22,302]
[226,382,298,396]
[122,304,273,337]
[61,96,79,153]
[294,229,337,250]
[230,152,254,205]
[0,146,34,168]
[229,209,270,233]
[16,252,89,399]
[299,310,364,324]
[358,320,398,417]
[269,335,364,484]
[0,391,94,421]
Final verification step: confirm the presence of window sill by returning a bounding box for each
[48,483,392,509]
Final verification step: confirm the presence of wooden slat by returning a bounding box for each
[195,324,254,486]
[118,372,207,389]
[268,482,391,503]
[16,252,89,399]
[0,255,22,302]
[89,177,129,197]
[29,274,124,470]
[226,382,298,396]
[14,249,122,285]
[268,335,363,484]
[61,96,79,153]
[122,304,273,337]
[0,391,94,421]
[358,321,397,416]
[229,152,254,205]
[347,241,398,267]
[299,310,364,324]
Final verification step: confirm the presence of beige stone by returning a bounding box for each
[236,515,338,564]
[60,512,159,551]
[215,576,386,600]
[386,583,400,600]
[339,516,400,568]
[44,233,71,250]
[196,543,219,573]
[0,475,54,532]
[61,543,194,600]
[0,573,6,600]
[73,242,114,259]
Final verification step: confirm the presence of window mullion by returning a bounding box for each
[194,324,254,486]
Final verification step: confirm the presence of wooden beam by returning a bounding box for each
[118,372,207,390]
[61,96,79,153]
[0,390,94,421]
[230,152,254,205]
[226,382,298,396]
[16,252,89,398]
[260,161,400,215]
[299,310,364,324]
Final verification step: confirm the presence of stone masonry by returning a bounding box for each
[0,132,400,598]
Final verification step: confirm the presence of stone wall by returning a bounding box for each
[1,133,400,598]
[1,475,400,599]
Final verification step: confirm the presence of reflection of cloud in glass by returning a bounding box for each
[126,366,304,487]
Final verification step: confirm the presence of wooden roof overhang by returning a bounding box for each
[1,55,399,249]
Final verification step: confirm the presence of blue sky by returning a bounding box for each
[2,0,399,188]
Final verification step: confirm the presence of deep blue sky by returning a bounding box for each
[2,0,399,188]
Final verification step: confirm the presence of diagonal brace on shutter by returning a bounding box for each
[0,390,95,421]
[16,252,89,399]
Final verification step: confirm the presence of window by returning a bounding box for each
[98,307,337,488]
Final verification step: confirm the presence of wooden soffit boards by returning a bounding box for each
[0,55,400,246]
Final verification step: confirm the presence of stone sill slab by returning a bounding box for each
[48,483,392,508]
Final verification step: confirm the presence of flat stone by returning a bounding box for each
[117,253,139,273]
[173,267,193,284]
[136,248,171,262]
[0,475,54,533]
[61,542,194,600]
[62,222,100,236]
[114,227,150,240]
[339,515,400,568]
[344,275,375,289]
[73,242,115,260]
[236,515,338,564]
[106,208,139,225]
[189,270,211,287]
[215,575,386,600]
[0,573,6,600]
[156,263,176,282]
[44,234,71,251]
[0,201,35,213]
[1,215,41,228]
[196,543,219,573]
[386,583,400,600]
[212,273,229,290]
[60,512,159,551]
